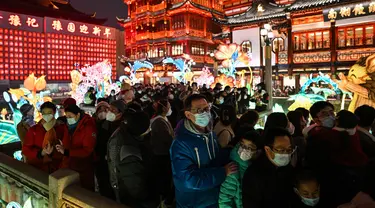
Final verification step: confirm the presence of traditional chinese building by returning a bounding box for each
[288,0,375,88]
[0,0,121,89]
[117,0,224,82]
[214,0,375,90]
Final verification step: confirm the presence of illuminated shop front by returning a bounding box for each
[288,0,375,90]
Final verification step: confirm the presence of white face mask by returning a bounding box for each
[238,146,253,161]
[272,152,291,167]
[168,94,174,100]
[67,117,77,125]
[166,108,172,117]
[294,188,320,207]
[42,114,54,123]
[97,112,107,120]
[106,111,117,122]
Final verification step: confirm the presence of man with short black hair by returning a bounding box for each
[170,94,237,208]
[303,101,335,137]
[242,127,295,208]
[355,105,375,158]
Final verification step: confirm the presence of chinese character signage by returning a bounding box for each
[0,10,116,39]
[0,10,43,32]
[45,17,115,39]
[324,2,375,21]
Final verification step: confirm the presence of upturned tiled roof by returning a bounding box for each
[288,0,356,11]
[213,0,288,25]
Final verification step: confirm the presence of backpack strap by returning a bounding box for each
[217,129,234,140]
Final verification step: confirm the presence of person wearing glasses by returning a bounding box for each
[171,94,237,208]
[219,130,263,208]
[242,127,295,208]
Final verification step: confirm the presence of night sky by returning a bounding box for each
[70,0,128,30]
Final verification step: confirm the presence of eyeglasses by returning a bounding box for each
[271,146,296,154]
[190,107,210,114]
[240,143,257,152]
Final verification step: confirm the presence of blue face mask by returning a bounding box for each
[321,116,335,128]
[194,112,211,128]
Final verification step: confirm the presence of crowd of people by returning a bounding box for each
[15,81,375,208]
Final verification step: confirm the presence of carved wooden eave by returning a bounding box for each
[288,0,364,12]
[212,0,288,26]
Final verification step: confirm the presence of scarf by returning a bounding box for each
[42,119,58,148]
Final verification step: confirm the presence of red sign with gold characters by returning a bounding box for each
[45,17,115,40]
[0,10,43,32]
[0,10,116,40]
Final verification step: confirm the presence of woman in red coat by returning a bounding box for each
[56,104,97,191]
[23,102,69,173]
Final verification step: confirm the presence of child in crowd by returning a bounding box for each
[291,169,321,208]
[218,131,263,208]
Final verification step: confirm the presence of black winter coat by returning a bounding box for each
[242,154,295,208]
[107,123,157,208]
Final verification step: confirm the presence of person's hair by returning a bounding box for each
[220,105,237,126]
[184,94,207,110]
[336,110,358,148]
[336,110,358,129]
[263,127,292,147]
[155,99,169,116]
[239,110,259,127]
[40,102,57,113]
[192,82,198,87]
[243,130,263,150]
[224,86,231,91]
[355,105,375,127]
[287,111,303,137]
[295,107,310,121]
[264,112,288,130]
[97,98,108,104]
[310,101,334,119]
[202,92,214,103]
[64,104,83,115]
[294,169,318,188]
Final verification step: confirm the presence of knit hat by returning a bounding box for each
[125,111,150,136]
[61,98,76,109]
[20,104,33,117]
[110,100,126,114]
[96,101,110,111]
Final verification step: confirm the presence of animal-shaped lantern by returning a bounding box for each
[336,54,375,112]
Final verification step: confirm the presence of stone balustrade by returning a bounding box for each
[0,152,128,208]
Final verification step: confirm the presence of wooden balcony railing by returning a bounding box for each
[190,29,205,38]
[293,51,331,64]
[172,29,186,37]
[136,5,149,13]
[152,31,171,39]
[136,32,150,41]
[151,2,166,12]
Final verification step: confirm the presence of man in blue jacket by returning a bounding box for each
[170,94,237,208]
